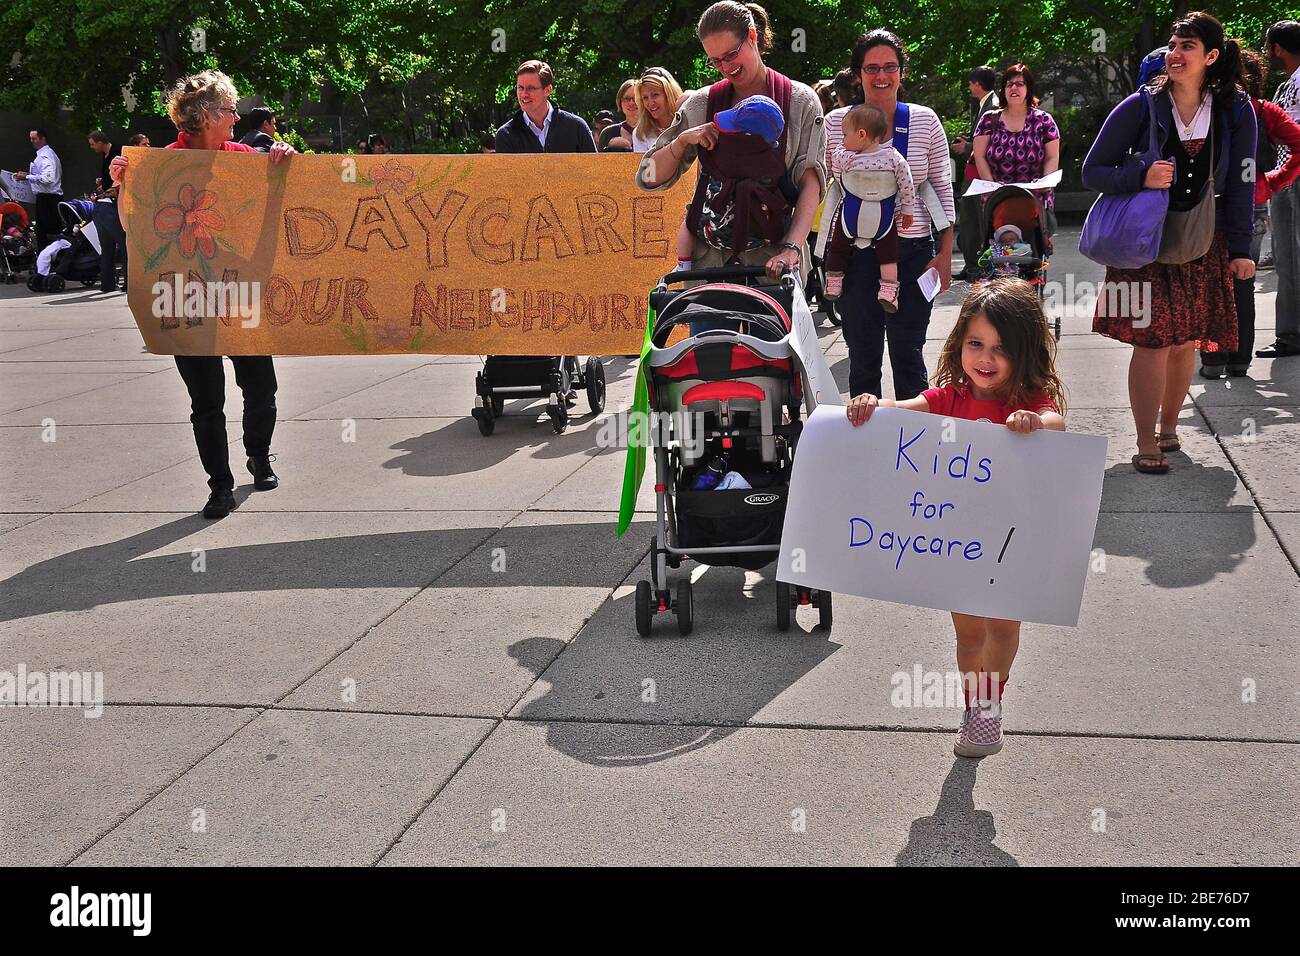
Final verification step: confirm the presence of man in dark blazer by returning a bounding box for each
[494,60,596,154]
[951,66,999,280]
[239,108,277,152]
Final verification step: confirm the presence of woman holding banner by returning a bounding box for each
[637,1,826,282]
[826,30,956,402]
[110,70,295,520]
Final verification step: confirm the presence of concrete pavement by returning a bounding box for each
[2,228,1297,865]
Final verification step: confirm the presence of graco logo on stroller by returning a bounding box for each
[744,493,780,506]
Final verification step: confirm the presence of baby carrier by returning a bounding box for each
[685,71,797,262]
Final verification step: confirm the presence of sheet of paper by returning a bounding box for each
[962,170,1063,198]
[1,170,36,204]
[917,266,941,302]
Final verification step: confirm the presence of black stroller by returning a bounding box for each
[975,185,1055,338]
[634,265,832,636]
[472,355,606,436]
[27,200,101,292]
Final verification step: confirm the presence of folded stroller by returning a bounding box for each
[633,265,831,637]
[27,200,100,292]
[976,185,1055,337]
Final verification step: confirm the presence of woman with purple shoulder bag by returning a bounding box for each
[1082,11,1256,475]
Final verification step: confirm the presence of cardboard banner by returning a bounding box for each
[120,147,694,355]
[776,406,1107,626]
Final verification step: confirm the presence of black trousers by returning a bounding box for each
[1199,276,1256,371]
[174,356,277,491]
[92,201,126,291]
[956,182,982,273]
[839,236,936,399]
[34,192,63,251]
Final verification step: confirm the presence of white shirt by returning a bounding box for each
[1170,90,1212,141]
[825,103,954,238]
[523,102,554,148]
[1276,65,1300,167]
[28,143,62,195]
[631,126,659,153]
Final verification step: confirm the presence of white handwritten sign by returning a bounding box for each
[777,405,1107,626]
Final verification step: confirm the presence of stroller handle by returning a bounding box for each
[656,264,797,291]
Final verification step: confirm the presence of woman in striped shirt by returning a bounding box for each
[825,30,956,400]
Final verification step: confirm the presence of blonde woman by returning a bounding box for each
[109,69,295,519]
[633,67,683,152]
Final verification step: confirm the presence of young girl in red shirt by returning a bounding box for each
[846,277,1067,756]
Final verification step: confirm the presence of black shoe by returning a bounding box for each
[247,454,279,491]
[1255,338,1300,359]
[1226,366,1250,377]
[1198,364,1226,380]
[202,488,236,519]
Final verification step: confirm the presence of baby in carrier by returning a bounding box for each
[677,94,792,271]
[823,105,915,311]
[979,224,1033,277]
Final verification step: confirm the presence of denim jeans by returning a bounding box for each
[838,235,936,399]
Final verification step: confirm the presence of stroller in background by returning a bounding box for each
[27,200,101,292]
[472,354,606,436]
[975,184,1056,338]
[1,198,36,284]
[634,264,832,637]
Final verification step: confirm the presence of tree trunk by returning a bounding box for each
[158,25,186,90]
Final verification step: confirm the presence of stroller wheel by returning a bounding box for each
[775,581,792,632]
[491,396,505,417]
[635,581,653,637]
[585,357,606,414]
[47,274,65,292]
[81,279,97,288]
[472,405,495,436]
[548,401,568,434]
[822,298,841,327]
[816,590,833,630]
[675,580,694,636]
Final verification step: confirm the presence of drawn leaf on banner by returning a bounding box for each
[143,241,172,271]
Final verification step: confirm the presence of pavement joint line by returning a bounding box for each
[62,705,264,867]
[68,702,1300,747]
[263,516,524,712]
[286,360,442,420]
[0,367,175,418]
[372,715,501,866]
[0,327,111,356]
[1190,394,1300,580]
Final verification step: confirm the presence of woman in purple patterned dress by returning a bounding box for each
[973,63,1060,234]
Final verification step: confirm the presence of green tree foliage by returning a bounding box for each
[1,0,1283,149]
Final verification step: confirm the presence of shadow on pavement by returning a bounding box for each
[513,565,841,768]
[896,758,1019,866]
[0,515,647,623]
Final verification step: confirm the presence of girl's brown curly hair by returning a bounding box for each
[933,278,1067,416]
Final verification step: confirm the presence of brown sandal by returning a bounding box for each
[1132,453,1170,474]
[1156,432,1181,453]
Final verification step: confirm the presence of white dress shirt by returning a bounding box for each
[28,143,62,195]
[523,102,554,148]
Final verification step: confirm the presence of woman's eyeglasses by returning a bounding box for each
[210,107,239,118]
[705,39,747,70]
[860,63,900,76]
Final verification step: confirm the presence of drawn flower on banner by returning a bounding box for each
[153,184,224,259]
[370,160,415,196]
